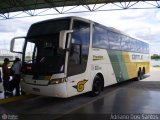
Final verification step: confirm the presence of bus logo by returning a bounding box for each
[132,54,143,60]
[73,80,88,92]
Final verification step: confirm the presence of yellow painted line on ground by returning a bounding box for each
[0,94,35,104]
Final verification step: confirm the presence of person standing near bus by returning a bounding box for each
[2,58,11,94]
[0,65,2,93]
[0,65,2,83]
[12,58,22,96]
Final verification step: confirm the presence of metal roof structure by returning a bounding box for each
[0,0,160,19]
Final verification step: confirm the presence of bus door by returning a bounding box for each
[66,20,90,97]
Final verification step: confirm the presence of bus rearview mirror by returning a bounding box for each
[59,30,73,49]
[10,36,26,54]
[10,39,15,52]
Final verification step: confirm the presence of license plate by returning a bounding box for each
[33,88,40,92]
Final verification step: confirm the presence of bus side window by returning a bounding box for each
[67,20,90,76]
[70,44,81,64]
[92,24,109,49]
[108,31,121,50]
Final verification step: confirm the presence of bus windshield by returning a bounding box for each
[24,34,65,76]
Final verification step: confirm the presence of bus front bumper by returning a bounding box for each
[21,81,68,98]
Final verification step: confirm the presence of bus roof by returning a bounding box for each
[28,16,149,44]
[31,16,91,26]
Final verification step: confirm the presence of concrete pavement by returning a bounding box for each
[0,67,160,120]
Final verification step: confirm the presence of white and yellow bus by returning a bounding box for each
[10,16,150,98]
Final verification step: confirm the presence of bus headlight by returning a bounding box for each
[21,78,25,82]
[49,78,65,84]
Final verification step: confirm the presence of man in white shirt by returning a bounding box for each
[0,68,2,93]
[12,58,22,96]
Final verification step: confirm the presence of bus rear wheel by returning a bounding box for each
[91,76,103,97]
[137,68,143,81]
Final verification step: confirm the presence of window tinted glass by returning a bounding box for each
[130,38,137,52]
[28,19,70,37]
[92,23,149,54]
[108,31,121,50]
[121,35,130,51]
[92,24,109,49]
[141,42,149,54]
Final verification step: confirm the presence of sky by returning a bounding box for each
[0,3,160,55]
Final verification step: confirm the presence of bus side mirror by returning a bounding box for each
[10,37,26,53]
[59,30,73,49]
[10,38,15,52]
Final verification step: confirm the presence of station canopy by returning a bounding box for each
[0,0,160,19]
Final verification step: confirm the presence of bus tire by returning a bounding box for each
[137,68,143,81]
[142,67,145,79]
[142,67,145,75]
[91,75,103,97]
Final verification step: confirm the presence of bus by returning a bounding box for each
[10,16,150,98]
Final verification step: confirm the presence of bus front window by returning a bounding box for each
[24,41,36,63]
[24,35,65,76]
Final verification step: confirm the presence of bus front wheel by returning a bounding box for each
[91,76,103,97]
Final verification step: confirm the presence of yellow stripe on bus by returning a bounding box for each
[122,52,150,79]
